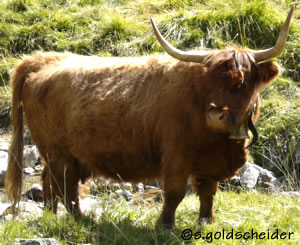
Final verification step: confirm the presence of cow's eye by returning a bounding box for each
[231,80,246,92]
[237,80,245,88]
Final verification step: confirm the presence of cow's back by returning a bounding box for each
[21,52,170,181]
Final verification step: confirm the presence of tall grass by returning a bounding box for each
[1,191,299,244]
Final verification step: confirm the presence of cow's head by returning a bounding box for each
[151,5,297,146]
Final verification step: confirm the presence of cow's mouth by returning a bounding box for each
[228,112,258,148]
[206,104,258,148]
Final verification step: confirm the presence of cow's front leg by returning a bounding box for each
[194,178,218,225]
[159,172,188,229]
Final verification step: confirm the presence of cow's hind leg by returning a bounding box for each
[42,155,81,216]
[42,166,58,214]
[193,178,218,225]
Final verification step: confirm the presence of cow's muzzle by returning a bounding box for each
[206,103,236,131]
[228,111,258,149]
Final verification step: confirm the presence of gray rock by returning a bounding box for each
[260,169,275,183]
[15,238,60,245]
[24,184,43,202]
[23,145,40,168]
[144,185,159,191]
[121,182,133,191]
[90,178,121,194]
[229,175,241,186]
[277,175,287,183]
[135,183,144,193]
[0,151,8,187]
[0,140,9,151]
[80,196,103,216]
[282,191,300,197]
[146,180,160,188]
[24,167,35,175]
[238,162,260,189]
[0,201,43,220]
[114,190,132,201]
[0,202,11,217]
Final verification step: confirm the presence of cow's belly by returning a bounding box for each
[79,151,162,182]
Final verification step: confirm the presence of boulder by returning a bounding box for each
[0,151,8,187]
[239,162,260,189]
[134,183,144,193]
[80,196,103,217]
[222,162,280,191]
[15,238,60,245]
[23,145,40,168]
[23,184,43,202]
[282,191,300,197]
[114,190,132,201]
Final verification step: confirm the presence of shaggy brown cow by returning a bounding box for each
[6,6,297,228]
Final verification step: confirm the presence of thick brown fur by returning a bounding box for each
[6,50,279,226]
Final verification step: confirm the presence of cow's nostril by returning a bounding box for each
[209,103,217,110]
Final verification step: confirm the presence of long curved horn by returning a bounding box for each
[253,4,298,62]
[150,18,209,63]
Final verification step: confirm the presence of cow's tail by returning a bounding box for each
[5,63,25,212]
[5,54,47,212]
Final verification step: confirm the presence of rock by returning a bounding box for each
[135,183,144,193]
[121,182,133,191]
[238,162,260,189]
[259,169,275,183]
[80,196,103,216]
[257,181,278,193]
[229,175,241,186]
[277,175,287,183]
[0,150,8,187]
[90,178,122,194]
[144,185,159,191]
[23,184,43,202]
[146,180,160,188]
[132,189,163,204]
[19,201,44,219]
[0,139,9,151]
[23,145,40,168]
[0,202,11,217]
[220,175,242,192]
[114,190,132,201]
[0,201,43,220]
[282,191,300,197]
[221,162,281,192]
[24,167,35,175]
[15,238,60,245]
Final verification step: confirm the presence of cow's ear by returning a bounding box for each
[256,61,280,85]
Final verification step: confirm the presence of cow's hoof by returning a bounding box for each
[198,217,213,226]
[157,219,174,230]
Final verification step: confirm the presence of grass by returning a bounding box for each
[1,191,299,244]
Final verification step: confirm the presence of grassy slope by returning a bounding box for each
[0,0,299,244]
[1,191,300,244]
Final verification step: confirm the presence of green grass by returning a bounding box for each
[1,192,299,244]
